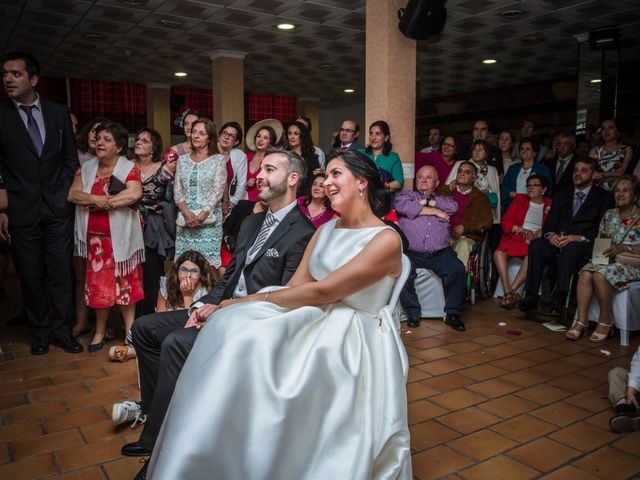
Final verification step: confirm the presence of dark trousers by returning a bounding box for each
[525,237,591,298]
[9,212,74,340]
[400,247,466,317]
[138,246,166,317]
[131,309,198,450]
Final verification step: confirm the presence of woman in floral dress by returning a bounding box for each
[567,175,640,343]
[68,122,144,353]
[174,118,226,275]
[589,118,633,191]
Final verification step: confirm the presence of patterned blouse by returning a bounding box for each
[139,165,174,220]
[593,145,627,191]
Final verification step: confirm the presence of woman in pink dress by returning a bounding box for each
[297,172,336,229]
[244,119,282,202]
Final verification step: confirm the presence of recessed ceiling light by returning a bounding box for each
[82,33,104,41]
[276,23,295,31]
[482,59,497,64]
[343,88,355,93]
[174,72,188,77]
[500,9,528,18]
[590,78,602,84]
[160,19,183,29]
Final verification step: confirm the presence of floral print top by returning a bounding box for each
[140,165,174,220]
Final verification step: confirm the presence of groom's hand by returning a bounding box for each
[194,304,220,329]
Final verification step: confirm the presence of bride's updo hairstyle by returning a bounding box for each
[326,150,391,217]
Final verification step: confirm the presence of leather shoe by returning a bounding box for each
[133,459,149,480]
[30,337,50,355]
[122,441,152,457]
[406,317,420,328]
[55,336,84,354]
[518,297,538,313]
[444,314,466,332]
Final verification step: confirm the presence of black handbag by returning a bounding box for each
[108,175,139,210]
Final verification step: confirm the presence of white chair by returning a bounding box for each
[494,258,525,298]
[573,281,640,346]
[398,267,446,322]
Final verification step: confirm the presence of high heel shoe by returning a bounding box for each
[565,320,588,341]
[88,333,108,353]
[589,322,614,343]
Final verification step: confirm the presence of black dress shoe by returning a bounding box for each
[122,441,152,457]
[444,314,466,332]
[133,459,149,480]
[56,336,84,354]
[518,297,538,313]
[406,317,420,328]
[30,337,50,355]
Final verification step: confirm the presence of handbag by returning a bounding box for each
[176,209,217,227]
[108,175,139,210]
[613,212,640,267]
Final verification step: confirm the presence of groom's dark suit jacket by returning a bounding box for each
[200,204,315,305]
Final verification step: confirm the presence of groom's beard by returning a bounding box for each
[258,177,288,203]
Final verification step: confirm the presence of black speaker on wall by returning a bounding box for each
[398,0,447,40]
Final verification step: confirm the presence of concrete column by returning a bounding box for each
[365,0,417,187]
[298,97,321,146]
[146,83,171,151]
[210,50,246,147]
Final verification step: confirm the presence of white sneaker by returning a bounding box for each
[112,401,146,428]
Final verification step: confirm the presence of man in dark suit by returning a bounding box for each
[543,131,579,193]
[332,119,362,153]
[520,158,614,315]
[118,148,315,465]
[0,51,82,355]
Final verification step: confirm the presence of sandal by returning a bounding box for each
[589,322,614,343]
[109,345,136,362]
[502,292,522,310]
[500,290,515,306]
[565,320,587,341]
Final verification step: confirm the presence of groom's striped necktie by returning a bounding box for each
[248,212,277,258]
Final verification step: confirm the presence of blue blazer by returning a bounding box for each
[501,162,552,212]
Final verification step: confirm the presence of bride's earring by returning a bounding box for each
[359,188,363,198]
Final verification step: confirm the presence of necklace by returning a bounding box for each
[308,203,326,219]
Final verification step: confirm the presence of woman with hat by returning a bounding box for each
[245,119,282,202]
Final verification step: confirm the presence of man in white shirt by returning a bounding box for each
[117,149,315,463]
[420,127,442,153]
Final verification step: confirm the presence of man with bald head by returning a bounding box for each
[396,165,467,331]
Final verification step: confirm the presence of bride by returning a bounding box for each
[148,150,412,479]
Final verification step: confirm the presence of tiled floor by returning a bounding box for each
[1,278,639,480]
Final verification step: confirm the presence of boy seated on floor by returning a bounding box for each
[608,345,640,432]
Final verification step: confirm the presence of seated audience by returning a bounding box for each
[517,119,548,163]
[420,127,441,153]
[502,138,552,212]
[566,175,640,342]
[396,165,467,332]
[446,139,501,225]
[415,134,458,185]
[519,158,614,315]
[114,149,315,474]
[67,121,144,353]
[297,172,336,229]
[543,131,579,192]
[495,175,552,309]
[360,120,404,192]
[331,119,361,153]
[589,118,633,191]
[437,161,493,267]
[496,130,518,180]
[608,345,640,433]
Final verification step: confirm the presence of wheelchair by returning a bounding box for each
[466,231,498,304]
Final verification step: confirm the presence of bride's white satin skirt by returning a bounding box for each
[148,299,412,480]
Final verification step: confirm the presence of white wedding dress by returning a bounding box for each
[149,219,412,479]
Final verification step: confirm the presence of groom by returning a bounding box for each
[119,149,315,467]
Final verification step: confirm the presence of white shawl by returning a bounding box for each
[74,156,145,276]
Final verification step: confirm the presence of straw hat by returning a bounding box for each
[245,118,283,152]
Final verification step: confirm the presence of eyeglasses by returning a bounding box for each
[220,130,237,140]
[178,267,201,275]
[340,128,356,133]
[526,184,543,188]
[442,142,455,148]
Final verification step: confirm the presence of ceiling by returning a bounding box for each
[2,0,639,107]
